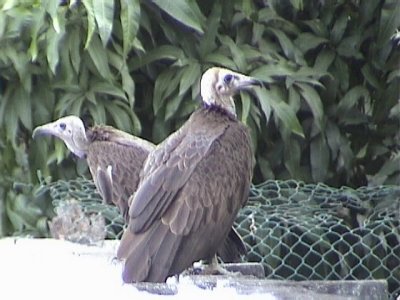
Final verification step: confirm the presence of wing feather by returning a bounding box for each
[128,123,228,233]
[119,109,254,282]
[86,127,155,219]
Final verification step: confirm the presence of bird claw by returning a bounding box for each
[184,260,241,277]
[200,264,241,277]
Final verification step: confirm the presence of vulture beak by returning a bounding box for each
[32,123,58,139]
[236,74,263,90]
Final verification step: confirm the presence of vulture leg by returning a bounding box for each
[193,255,240,277]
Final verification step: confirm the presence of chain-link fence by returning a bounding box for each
[39,177,400,299]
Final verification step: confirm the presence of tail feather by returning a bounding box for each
[216,227,247,263]
[118,223,182,283]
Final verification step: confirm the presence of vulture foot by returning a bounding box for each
[185,256,241,277]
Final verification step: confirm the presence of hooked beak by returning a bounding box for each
[32,123,58,139]
[236,74,263,90]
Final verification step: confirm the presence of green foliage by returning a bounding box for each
[0,0,398,236]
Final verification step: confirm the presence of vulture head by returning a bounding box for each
[32,116,89,158]
[200,67,261,117]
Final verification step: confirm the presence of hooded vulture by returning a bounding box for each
[117,67,260,283]
[32,117,155,220]
[33,115,247,262]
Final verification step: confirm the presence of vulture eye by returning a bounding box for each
[224,74,233,84]
[59,123,66,130]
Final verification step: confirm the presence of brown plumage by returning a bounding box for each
[117,67,260,283]
[33,115,247,262]
[33,118,154,220]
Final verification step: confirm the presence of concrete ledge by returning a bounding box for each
[133,275,388,299]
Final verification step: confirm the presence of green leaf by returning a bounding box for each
[88,101,106,124]
[121,64,135,107]
[82,0,96,49]
[288,86,301,112]
[377,1,400,47]
[93,0,114,47]
[361,64,380,89]
[284,137,301,179]
[376,153,400,177]
[333,56,349,91]
[295,82,324,129]
[259,87,304,137]
[389,102,400,119]
[330,11,348,44]
[240,92,251,124]
[241,0,256,18]
[120,0,140,57]
[294,33,328,53]
[14,87,32,131]
[337,35,362,59]
[290,0,304,10]
[6,198,25,232]
[251,63,296,83]
[204,52,236,70]
[254,87,272,122]
[337,85,370,113]
[151,0,204,34]
[325,121,341,161]
[165,94,184,121]
[359,1,381,26]
[218,35,246,70]
[153,69,181,114]
[87,35,111,80]
[90,81,127,100]
[68,28,82,73]
[28,8,45,62]
[199,2,221,56]
[267,28,295,60]
[302,19,328,37]
[387,68,400,83]
[108,51,135,109]
[130,45,185,70]
[106,103,131,132]
[4,97,19,146]
[5,46,31,92]
[43,0,61,33]
[314,49,335,72]
[46,27,63,74]
[310,133,329,182]
[179,63,200,96]
[269,28,305,65]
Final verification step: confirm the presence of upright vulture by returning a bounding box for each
[32,117,154,220]
[33,114,247,262]
[117,67,260,283]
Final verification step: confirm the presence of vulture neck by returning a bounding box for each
[69,131,89,158]
[202,95,237,119]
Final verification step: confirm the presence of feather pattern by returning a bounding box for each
[118,107,254,282]
[32,115,248,263]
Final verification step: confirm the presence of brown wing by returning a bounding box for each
[86,126,155,220]
[118,110,253,282]
[127,124,226,233]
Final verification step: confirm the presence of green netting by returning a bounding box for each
[39,178,400,299]
[43,178,125,242]
[235,180,400,299]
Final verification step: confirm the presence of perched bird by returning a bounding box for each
[32,116,154,220]
[33,115,247,262]
[117,67,260,283]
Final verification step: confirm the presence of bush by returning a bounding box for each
[0,0,398,236]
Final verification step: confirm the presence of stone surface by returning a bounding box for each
[224,262,266,278]
[133,275,389,299]
[1,238,390,299]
